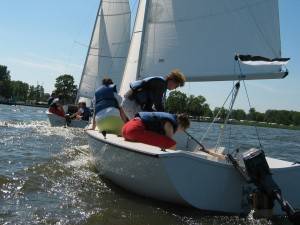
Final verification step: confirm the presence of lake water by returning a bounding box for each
[0,104,299,225]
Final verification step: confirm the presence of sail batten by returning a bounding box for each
[127,0,284,82]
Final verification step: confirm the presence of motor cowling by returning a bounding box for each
[242,148,300,224]
[243,148,280,197]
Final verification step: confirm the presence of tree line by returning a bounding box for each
[0,64,77,104]
[1,63,299,126]
[165,90,300,126]
[0,65,49,103]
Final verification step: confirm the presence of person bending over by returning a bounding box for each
[122,112,190,150]
[121,69,186,119]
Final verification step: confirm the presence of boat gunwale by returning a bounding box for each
[86,130,160,158]
[47,110,89,127]
[86,130,235,168]
[86,130,300,171]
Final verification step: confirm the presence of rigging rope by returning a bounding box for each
[200,83,236,143]
[215,81,240,150]
[237,60,263,149]
[201,58,264,153]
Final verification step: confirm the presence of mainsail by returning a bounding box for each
[120,0,285,96]
[77,0,131,103]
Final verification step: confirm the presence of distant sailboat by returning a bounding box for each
[47,0,131,127]
[87,0,300,220]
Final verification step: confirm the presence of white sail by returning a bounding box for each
[77,0,131,101]
[125,0,285,83]
[119,0,148,96]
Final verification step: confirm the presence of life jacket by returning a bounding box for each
[137,112,178,135]
[81,107,91,121]
[95,84,119,114]
[129,76,166,106]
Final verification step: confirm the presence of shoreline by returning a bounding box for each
[1,103,299,131]
[0,102,48,108]
[190,118,300,131]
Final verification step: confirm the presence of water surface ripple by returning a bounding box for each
[0,104,298,225]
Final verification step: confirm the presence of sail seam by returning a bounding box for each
[100,12,131,17]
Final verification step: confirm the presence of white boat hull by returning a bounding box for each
[86,130,300,215]
[46,111,88,128]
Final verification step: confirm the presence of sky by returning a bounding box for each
[0,0,299,113]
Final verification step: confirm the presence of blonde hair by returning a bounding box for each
[177,113,190,130]
[166,69,186,87]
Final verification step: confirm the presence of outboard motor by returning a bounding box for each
[242,148,300,225]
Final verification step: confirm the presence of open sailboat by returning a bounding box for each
[47,0,131,127]
[86,0,300,220]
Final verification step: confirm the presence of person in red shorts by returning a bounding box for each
[122,112,190,150]
[48,98,65,118]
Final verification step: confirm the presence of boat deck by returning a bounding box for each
[86,130,299,170]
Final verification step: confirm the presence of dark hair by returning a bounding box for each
[177,113,190,130]
[102,78,113,86]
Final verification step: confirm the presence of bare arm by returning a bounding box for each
[119,107,129,123]
[164,121,174,139]
[114,93,129,122]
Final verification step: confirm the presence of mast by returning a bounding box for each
[76,0,103,104]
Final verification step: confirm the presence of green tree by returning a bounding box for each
[34,85,44,102]
[54,74,77,104]
[255,112,265,122]
[292,112,300,126]
[213,107,228,120]
[27,85,35,101]
[247,107,257,121]
[43,93,50,102]
[0,65,12,99]
[165,91,187,113]
[231,109,246,120]
[10,81,29,101]
[0,65,11,81]
[187,95,206,116]
[202,103,213,117]
[27,85,46,102]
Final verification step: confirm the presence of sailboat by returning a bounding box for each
[86,0,300,219]
[47,0,131,127]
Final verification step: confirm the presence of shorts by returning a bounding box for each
[122,118,176,149]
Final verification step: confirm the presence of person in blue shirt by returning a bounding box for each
[76,102,91,121]
[90,78,128,135]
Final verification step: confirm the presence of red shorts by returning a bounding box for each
[49,107,65,118]
[122,118,176,149]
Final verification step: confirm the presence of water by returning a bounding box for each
[1,104,299,225]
